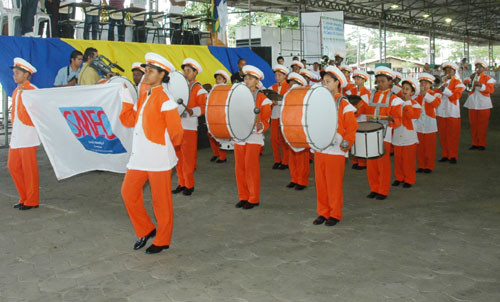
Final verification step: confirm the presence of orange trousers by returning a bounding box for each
[438,117,460,159]
[393,144,417,185]
[288,149,310,186]
[437,117,447,158]
[417,132,437,170]
[234,143,261,204]
[351,157,367,167]
[367,142,392,196]
[122,169,174,246]
[208,133,227,160]
[469,109,490,147]
[8,147,39,206]
[270,118,289,165]
[314,153,345,220]
[176,130,197,188]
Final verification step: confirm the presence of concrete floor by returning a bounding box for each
[1,92,499,302]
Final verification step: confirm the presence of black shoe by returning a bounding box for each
[13,203,23,209]
[478,146,485,151]
[392,180,401,186]
[278,164,288,170]
[210,156,218,162]
[235,200,248,208]
[272,163,281,169]
[403,182,412,188]
[19,205,39,210]
[469,145,478,150]
[295,184,306,190]
[449,158,457,164]
[134,229,156,250]
[352,164,359,170]
[313,216,326,225]
[416,168,424,173]
[172,185,185,194]
[424,169,432,174]
[145,244,169,254]
[216,159,227,163]
[182,187,194,196]
[438,157,448,162]
[242,202,259,209]
[325,217,339,226]
[375,194,387,200]
[366,192,377,199]
[286,182,296,188]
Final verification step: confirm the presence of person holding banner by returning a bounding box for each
[208,69,230,163]
[172,58,207,196]
[8,58,40,211]
[120,52,183,254]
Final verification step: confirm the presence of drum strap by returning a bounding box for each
[369,90,391,121]
[189,81,202,92]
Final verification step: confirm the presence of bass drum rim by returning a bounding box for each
[107,76,138,103]
[166,70,190,115]
[226,83,256,141]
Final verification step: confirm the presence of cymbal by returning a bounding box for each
[261,89,283,101]
[346,95,362,106]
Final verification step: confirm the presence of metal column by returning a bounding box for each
[463,39,470,63]
[429,30,436,65]
[248,0,251,49]
[488,40,494,68]
[298,4,303,59]
[379,19,386,63]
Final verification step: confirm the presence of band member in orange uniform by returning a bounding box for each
[234,65,272,210]
[208,69,231,163]
[269,64,290,169]
[284,72,310,190]
[437,62,465,164]
[464,59,496,150]
[346,69,371,170]
[365,67,403,200]
[290,60,304,73]
[120,53,184,254]
[392,78,421,188]
[173,58,208,196]
[340,64,355,96]
[131,62,145,86]
[312,66,358,226]
[8,58,40,211]
[415,73,441,173]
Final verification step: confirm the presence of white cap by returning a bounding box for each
[291,60,304,69]
[300,68,317,81]
[339,64,352,73]
[474,59,488,68]
[214,69,230,82]
[353,70,369,81]
[418,73,435,84]
[402,77,420,95]
[324,66,347,88]
[273,64,289,75]
[182,58,203,74]
[394,71,403,79]
[257,81,264,89]
[242,65,264,80]
[287,72,307,86]
[131,62,145,73]
[375,66,394,79]
[11,57,37,74]
[442,62,458,71]
[145,52,175,73]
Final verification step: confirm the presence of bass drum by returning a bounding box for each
[106,76,138,103]
[205,83,256,141]
[166,70,190,115]
[280,86,337,151]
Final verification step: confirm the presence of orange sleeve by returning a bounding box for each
[163,107,184,147]
[119,103,137,128]
[448,80,464,105]
[430,94,441,109]
[343,111,358,148]
[410,102,421,120]
[389,101,402,129]
[260,104,272,133]
[482,76,495,94]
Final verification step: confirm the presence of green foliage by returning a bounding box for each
[183,2,211,17]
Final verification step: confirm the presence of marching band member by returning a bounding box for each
[290,60,304,74]
[270,64,290,169]
[8,58,40,210]
[234,65,272,210]
[208,69,231,163]
[173,58,208,196]
[285,72,310,190]
[464,59,496,150]
[415,73,441,173]
[437,62,465,164]
[334,53,344,67]
[300,68,320,87]
[365,67,403,200]
[119,53,183,254]
[312,66,358,226]
[131,62,145,86]
[392,78,421,188]
[348,70,371,170]
[339,64,355,96]
[391,71,403,97]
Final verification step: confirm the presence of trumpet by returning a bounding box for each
[438,75,452,92]
[466,72,479,93]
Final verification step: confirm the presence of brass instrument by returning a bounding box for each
[438,75,451,92]
[466,72,479,93]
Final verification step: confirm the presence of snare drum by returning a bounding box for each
[106,76,138,103]
[205,84,255,141]
[280,86,338,151]
[166,70,190,115]
[350,121,385,159]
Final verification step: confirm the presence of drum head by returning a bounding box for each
[166,71,190,114]
[107,76,138,103]
[227,84,255,140]
[357,121,384,132]
[305,86,338,150]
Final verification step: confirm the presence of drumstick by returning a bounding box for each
[176,98,187,108]
[366,114,390,119]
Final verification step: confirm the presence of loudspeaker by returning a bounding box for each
[250,47,272,66]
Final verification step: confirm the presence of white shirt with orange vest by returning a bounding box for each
[464,72,496,110]
[10,81,41,149]
[392,99,422,146]
[415,91,441,134]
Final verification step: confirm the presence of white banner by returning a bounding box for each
[320,15,346,60]
[301,11,345,62]
[22,83,133,180]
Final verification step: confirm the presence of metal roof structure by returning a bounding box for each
[216,0,500,45]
